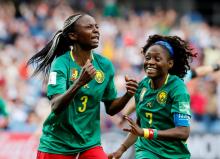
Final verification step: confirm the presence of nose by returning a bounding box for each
[93,25,99,33]
[93,28,100,39]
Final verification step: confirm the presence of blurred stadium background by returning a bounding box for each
[0,0,220,158]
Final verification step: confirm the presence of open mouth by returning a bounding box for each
[91,34,99,40]
[146,67,157,74]
[91,36,99,43]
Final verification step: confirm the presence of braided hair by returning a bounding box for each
[142,34,197,79]
[28,13,83,76]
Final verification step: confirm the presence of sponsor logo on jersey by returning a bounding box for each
[48,72,57,85]
[156,90,167,104]
[95,70,104,83]
[83,84,89,89]
[140,87,147,102]
[147,102,152,108]
[71,69,78,80]
[179,102,190,114]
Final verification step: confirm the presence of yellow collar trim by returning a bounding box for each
[70,50,94,62]
[149,74,170,88]
[70,50,75,62]
[164,74,169,85]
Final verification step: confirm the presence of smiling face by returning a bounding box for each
[69,14,100,50]
[143,44,173,79]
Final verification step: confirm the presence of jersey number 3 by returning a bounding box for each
[78,96,88,112]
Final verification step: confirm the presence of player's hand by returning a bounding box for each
[125,76,138,97]
[108,148,124,159]
[123,115,144,137]
[76,59,96,87]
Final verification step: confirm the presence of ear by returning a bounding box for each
[68,33,77,41]
[168,59,174,69]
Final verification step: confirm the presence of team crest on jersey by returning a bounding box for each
[140,87,147,102]
[157,90,167,104]
[95,70,104,83]
[71,69,78,80]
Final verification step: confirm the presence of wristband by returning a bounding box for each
[143,128,155,139]
[143,128,149,139]
[148,129,154,139]
[212,64,220,72]
[153,129,158,139]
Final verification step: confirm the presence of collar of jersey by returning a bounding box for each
[149,74,170,89]
[70,50,94,62]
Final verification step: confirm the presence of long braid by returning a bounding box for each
[27,13,82,76]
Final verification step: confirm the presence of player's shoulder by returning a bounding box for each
[169,75,185,85]
[93,52,112,64]
[138,76,150,88]
[55,51,70,61]
[93,52,114,71]
[168,75,188,93]
[140,76,150,82]
[51,51,70,69]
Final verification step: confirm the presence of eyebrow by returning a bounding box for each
[78,23,97,27]
[145,51,161,55]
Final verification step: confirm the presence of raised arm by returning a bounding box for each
[191,63,220,79]
[104,76,138,116]
[51,60,96,114]
[108,118,140,159]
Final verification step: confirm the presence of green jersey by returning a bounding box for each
[0,97,8,117]
[39,51,117,154]
[135,75,191,159]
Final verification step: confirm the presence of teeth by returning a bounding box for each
[92,37,99,40]
[147,68,156,70]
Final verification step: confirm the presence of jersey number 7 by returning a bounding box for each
[145,112,153,126]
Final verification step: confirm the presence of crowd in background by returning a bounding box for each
[0,0,220,136]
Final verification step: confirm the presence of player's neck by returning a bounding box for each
[71,46,92,66]
[151,74,169,89]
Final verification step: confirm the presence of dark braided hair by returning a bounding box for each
[142,34,197,79]
[27,13,83,76]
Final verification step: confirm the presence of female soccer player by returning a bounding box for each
[108,34,196,159]
[117,62,220,126]
[28,13,138,159]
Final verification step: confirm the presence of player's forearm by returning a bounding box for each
[122,103,136,116]
[106,93,132,116]
[119,133,137,152]
[193,66,213,78]
[156,126,190,140]
[51,82,82,114]
[193,64,220,78]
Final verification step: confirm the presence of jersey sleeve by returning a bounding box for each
[47,57,68,99]
[0,98,9,117]
[101,62,117,101]
[170,83,191,116]
[173,113,191,127]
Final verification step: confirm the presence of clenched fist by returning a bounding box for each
[76,59,96,87]
[125,76,138,97]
